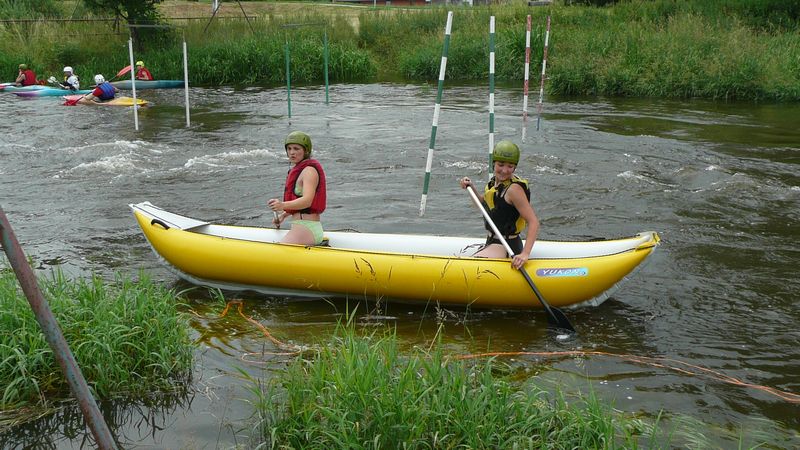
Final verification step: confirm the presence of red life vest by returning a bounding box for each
[135,68,153,81]
[21,69,36,86]
[283,159,326,214]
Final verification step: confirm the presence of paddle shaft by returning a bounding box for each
[466,185,576,333]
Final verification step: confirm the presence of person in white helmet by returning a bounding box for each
[48,66,80,91]
[81,74,118,103]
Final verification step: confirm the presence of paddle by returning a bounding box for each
[64,94,88,106]
[114,65,132,79]
[273,211,281,229]
[466,184,577,334]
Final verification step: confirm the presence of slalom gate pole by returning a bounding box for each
[522,15,531,141]
[419,10,453,217]
[323,30,330,105]
[536,16,550,132]
[285,40,292,118]
[183,39,190,127]
[0,208,118,449]
[127,38,139,131]
[488,16,496,169]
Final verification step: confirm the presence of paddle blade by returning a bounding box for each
[545,306,577,334]
[115,65,132,78]
[63,96,81,106]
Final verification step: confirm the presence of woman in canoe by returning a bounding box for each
[268,131,327,246]
[459,139,540,270]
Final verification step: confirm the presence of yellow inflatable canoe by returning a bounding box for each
[130,202,660,310]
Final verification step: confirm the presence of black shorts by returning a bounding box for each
[484,235,523,256]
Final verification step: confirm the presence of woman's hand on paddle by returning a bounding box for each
[459,177,473,189]
[267,198,283,212]
[511,251,530,270]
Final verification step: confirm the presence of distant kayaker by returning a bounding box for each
[14,64,37,86]
[48,66,80,91]
[459,139,540,270]
[82,74,118,103]
[268,131,327,246]
[135,61,154,81]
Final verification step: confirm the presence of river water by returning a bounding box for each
[1,83,798,448]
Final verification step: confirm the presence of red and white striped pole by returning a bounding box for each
[522,15,531,141]
[536,15,550,132]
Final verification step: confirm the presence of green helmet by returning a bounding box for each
[492,140,520,165]
[18,64,27,70]
[285,131,312,157]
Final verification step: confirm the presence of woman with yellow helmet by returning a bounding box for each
[459,139,540,270]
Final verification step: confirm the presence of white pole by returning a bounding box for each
[522,15,531,142]
[127,38,139,131]
[183,39,190,127]
[488,16,495,168]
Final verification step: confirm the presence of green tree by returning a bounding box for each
[82,0,166,49]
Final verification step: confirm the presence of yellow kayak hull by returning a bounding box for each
[130,202,659,310]
[63,95,149,106]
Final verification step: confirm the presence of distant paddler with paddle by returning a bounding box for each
[14,64,37,86]
[47,66,80,91]
[268,131,327,246]
[459,140,539,270]
[134,61,154,81]
[70,74,118,105]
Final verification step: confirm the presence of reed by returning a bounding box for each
[1,1,798,100]
[245,323,683,448]
[0,266,193,411]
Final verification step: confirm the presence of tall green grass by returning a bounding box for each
[1,1,798,100]
[245,323,678,448]
[0,265,193,411]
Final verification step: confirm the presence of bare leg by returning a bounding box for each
[281,223,316,245]
[474,243,509,258]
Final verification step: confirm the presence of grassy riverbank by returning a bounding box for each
[245,324,708,448]
[1,0,798,100]
[0,266,193,423]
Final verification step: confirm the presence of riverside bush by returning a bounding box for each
[1,1,798,100]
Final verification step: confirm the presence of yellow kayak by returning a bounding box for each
[130,202,660,310]
[63,95,149,106]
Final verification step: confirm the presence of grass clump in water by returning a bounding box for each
[247,324,667,448]
[0,265,193,411]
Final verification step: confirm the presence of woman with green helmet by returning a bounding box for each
[459,139,540,270]
[268,131,327,245]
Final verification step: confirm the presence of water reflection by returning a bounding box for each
[0,387,192,449]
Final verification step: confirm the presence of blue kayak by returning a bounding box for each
[14,88,92,97]
[111,80,184,90]
[1,84,48,92]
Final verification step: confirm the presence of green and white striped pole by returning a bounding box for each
[488,15,496,169]
[419,11,453,217]
[285,39,292,118]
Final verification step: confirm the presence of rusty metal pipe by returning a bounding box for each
[0,207,118,449]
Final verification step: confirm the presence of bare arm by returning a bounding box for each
[268,166,319,212]
[506,183,540,269]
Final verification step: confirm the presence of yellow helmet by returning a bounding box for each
[136,61,144,67]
